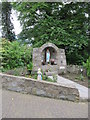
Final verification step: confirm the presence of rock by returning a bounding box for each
[36,89,46,96]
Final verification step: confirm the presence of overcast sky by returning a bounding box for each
[0,9,22,37]
[11,9,22,35]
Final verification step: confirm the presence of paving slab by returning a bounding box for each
[57,75,89,101]
[2,90,88,118]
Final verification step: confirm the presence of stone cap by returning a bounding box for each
[40,42,59,52]
[0,73,77,89]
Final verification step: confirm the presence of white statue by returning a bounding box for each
[46,49,50,63]
[37,68,42,80]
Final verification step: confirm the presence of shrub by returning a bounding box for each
[27,62,33,71]
[2,39,32,70]
[0,38,9,71]
[83,57,90,77]
[53,75,57,82]
[27,62,33,74]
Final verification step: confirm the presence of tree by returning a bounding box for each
[12,2,90,64]
[1,2,15,41]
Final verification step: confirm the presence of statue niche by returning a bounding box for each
[41,47,57,65]
[33,43,66,74]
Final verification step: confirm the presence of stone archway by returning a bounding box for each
[40,43,58,65]
[40,43,59,52]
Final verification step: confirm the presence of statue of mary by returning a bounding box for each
[46,49,50,63]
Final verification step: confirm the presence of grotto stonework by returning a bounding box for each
[33,43,66,75]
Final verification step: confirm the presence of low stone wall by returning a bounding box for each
[67,65,86,75]
[4,67,28,76]
[1,73,79,102]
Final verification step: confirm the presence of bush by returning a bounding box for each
[83,57,90,77]
[2,39,32,70]
[27,62,33,71]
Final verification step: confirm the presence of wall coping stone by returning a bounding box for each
[0,73,76,89]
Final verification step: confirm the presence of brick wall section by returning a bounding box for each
[1,73,79,102]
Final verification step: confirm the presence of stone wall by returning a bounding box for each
[4,67,28,76]
[67,65,86,75]
[33,43,67,74]
[33,48,41,71]
[1,73,79,102]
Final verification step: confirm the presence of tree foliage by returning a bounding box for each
[12,2,90,64]
[1,2,15,41]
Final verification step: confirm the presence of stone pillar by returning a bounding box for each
[58,49,67,74]
[33,48,41,71]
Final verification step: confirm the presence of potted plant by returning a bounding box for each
[50,59,55,65]
[42,60,45,65]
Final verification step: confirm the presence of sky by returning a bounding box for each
[11,9,22,35]
[0,9,22,37]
